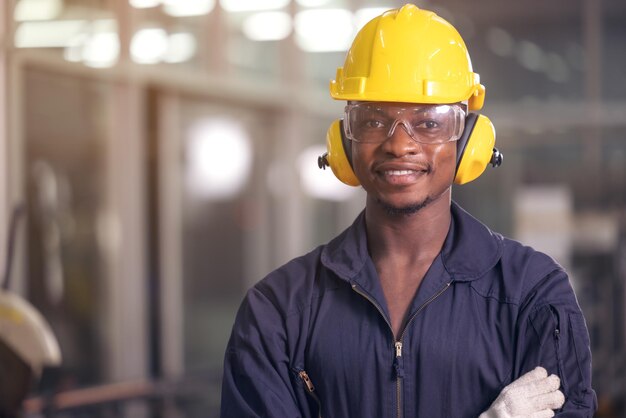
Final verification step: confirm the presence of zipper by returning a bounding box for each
[395,341,403,418]
[299,370,322,418]
[351,284,394,331]
[554,327,561,373]
[352,281,453,418]
[397,282,453,343]
[549,306,567,393]
[553,323,566,391]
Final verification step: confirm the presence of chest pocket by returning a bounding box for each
[527,305,596,409]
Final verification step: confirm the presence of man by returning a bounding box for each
[221,4,596,417]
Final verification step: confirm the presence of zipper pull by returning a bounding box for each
[395,341,402,358]
[299,370,316,393]
[393,342,404,378]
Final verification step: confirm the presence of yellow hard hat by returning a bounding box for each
[0,290,61,377]
[330,4,485,110]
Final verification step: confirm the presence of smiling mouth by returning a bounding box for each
[377,168,429,185]
[379,167,430,177]
[384,169,424,176]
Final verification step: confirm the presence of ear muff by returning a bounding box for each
[454,113,501,185]
[319,119,360,186]
[318,114,502,187]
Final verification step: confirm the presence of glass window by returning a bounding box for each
[176,100,274,372]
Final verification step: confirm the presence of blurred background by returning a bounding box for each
[0,0,624,416]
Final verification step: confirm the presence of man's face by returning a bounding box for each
[348,101,458,215]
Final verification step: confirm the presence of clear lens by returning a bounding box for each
[344,103,465,144]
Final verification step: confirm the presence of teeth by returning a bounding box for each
[386,170,415,175]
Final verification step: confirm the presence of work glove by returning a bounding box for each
[479,367,565,418]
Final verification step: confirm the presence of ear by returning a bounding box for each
[454,113,497,185]
[321,119,360,186]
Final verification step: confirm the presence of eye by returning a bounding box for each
[413,119,440,130]
[362,119,386,129]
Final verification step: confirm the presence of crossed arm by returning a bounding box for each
[221,270,596,417]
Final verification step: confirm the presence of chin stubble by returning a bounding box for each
[376,196,434,217]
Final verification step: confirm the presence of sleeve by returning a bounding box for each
[220,286,306,418]
[515,269,598,417]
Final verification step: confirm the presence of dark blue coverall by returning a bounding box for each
[221,202,597,417]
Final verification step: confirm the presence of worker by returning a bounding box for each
[221,4,596,417]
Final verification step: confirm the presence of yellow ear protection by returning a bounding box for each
[318,113,503,186]
[318,119,360,186]
[453,113,503,184]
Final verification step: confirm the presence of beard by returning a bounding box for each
[376,195,434,217]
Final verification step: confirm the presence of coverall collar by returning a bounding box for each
[320,201,503,284]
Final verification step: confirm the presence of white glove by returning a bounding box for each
[479,367,565,418]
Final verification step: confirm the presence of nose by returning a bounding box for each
[382,120,421,157]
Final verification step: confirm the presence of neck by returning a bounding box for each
[365,192,452,264]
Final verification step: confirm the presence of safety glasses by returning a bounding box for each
[344,102,466,145]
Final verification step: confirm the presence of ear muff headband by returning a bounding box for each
[321,113,500,187]
[454,113,477,169]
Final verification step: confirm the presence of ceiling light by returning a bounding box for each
[296,0,332,7]
[129,0,160,8]
[63,33,86,62]
[162,0,215,17]
[15,20,86,48]
[131,28,168,64]
[294,9,353,52]
[82,32,119,68]
[163,32,197,63]
[185,118,252,200]
[242,12,292,41]
[220,0,290,13]
[14,0,62,22]
[82,20,119,68]
[61,20,119,68]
